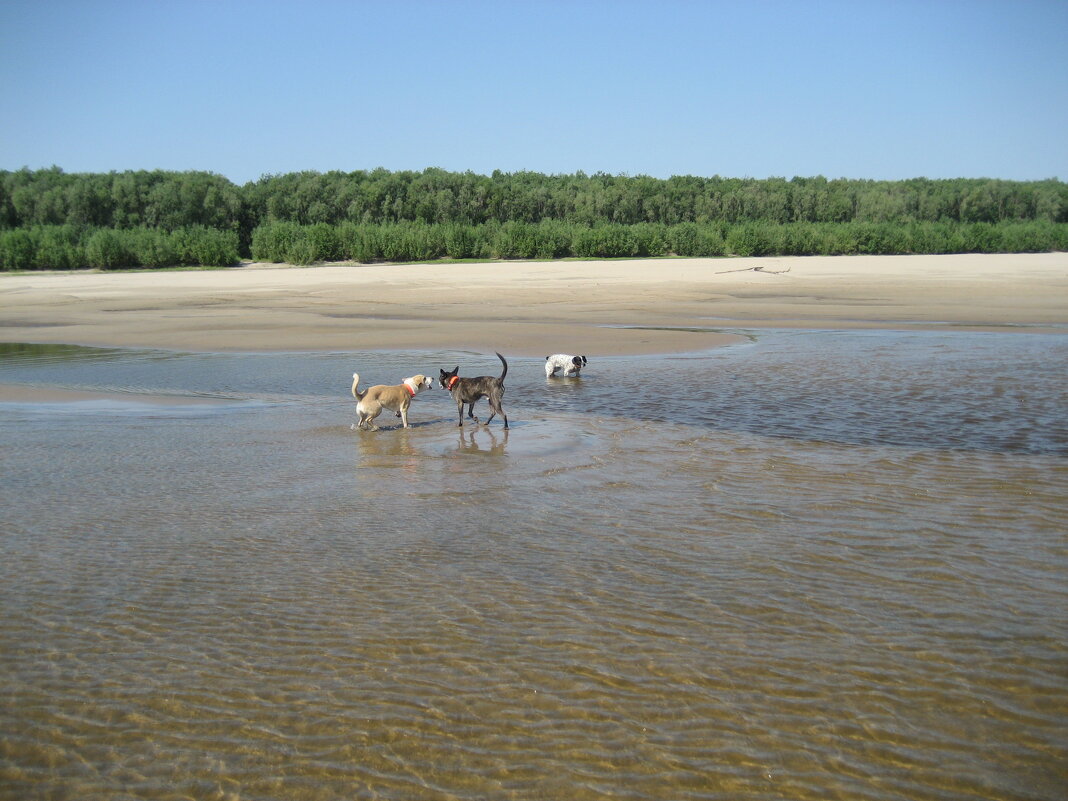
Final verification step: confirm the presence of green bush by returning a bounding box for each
[696,225,727,256]
[284,236,318,265]
[852,223,910,255]
[411,224,446,261]
[4,216,1066,272]
[726,224,781,257]
[339,223,380,263]
[905,222,952,255]
[306,222,343,261]
[778,224,820,256]
[250,221,303,262]
[961,223,1003,254]
[85,229,137,269]
[187,227,239,266]
[5,169,1068,261]
[534,220,574,259]
[376,223,410,262]
[0,229,36,269]
[668,223,701,257]
[130,228,178,268]
[492,221,538,259]
[444,223,477,259]
[372,222,445,262]
[572,224,637,258]
[630,223,668,257]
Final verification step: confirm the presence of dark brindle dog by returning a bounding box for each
[440,352,509,428]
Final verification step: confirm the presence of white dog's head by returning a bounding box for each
[403,375,434,395]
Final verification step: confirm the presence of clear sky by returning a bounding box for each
[2,0,1065,186]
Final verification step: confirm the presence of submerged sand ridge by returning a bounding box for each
[1,253,1065,355]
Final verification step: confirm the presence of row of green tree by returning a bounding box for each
[0,225,239,270]
[4,168,1066,235]
[2,168,245,231]
[247,219,1067,265]
[3,168,1066,269]
[243,170,1068,227]
[5,219,1064,271]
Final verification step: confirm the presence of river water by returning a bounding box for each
[1,330,1065,801]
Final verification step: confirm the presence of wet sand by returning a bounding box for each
[3,334,1066,800]
[0,383,229,405]
[1,254,1065,360]
[3,264,1066,799]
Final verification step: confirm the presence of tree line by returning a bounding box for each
[2,167,1066,269]
[0,225,240,270]
[249,219,1068,264]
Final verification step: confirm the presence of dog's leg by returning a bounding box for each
[487,393,507,428]
[399,401,410,428]
[466,403,479,424]
[364,402,383,431]
[456,400,465,427]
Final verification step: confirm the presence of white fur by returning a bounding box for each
[545,354,588,377]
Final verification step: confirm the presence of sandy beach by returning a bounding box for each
[4,255,1067,800]
[1,253,1065,356]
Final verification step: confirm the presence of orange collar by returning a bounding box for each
[404,382,417,397]
[447,376,459,389]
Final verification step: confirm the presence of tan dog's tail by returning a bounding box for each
[351,372,366,401]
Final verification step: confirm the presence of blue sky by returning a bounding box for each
[2,0,1065,185]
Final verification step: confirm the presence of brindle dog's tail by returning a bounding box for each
[496,352,508,382]
[351,372,366,401]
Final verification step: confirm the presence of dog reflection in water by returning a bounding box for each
[457,425,508,455]
[354,425,420,472]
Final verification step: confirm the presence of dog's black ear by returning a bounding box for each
[544,356,549,361]
[581,356,588,365]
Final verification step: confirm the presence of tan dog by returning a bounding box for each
[351,373,433,431]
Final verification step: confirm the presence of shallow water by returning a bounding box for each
[1,332,1066,801]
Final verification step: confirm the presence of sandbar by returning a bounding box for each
[0,384,230,405]
[1,253,1065,356]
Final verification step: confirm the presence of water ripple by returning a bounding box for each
[1,333,1066,800]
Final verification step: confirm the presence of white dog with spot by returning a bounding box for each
[545,354,588,377]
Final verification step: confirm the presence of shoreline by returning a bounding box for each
[1,254,1065,358]
[0,383,232,405]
